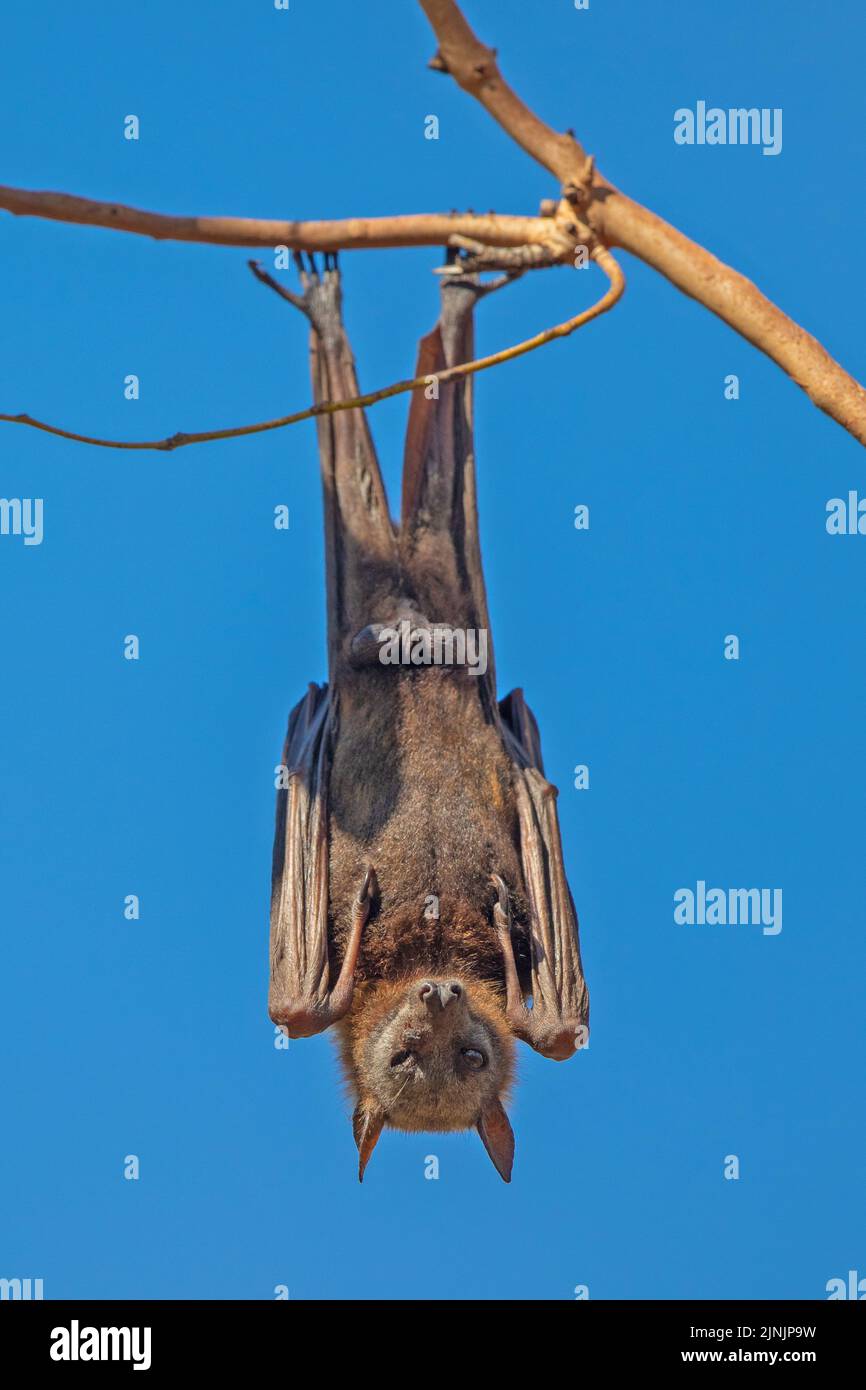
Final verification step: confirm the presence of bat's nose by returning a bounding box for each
[419,981,462,1010]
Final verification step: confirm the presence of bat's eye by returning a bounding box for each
[390,1050,412,1068]
[460,1047,487,1070]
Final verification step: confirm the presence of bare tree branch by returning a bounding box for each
[1,2,863,445]
[422,0,592,184]
[419,0,866,447]
[0,250,623,452]
[0,184,570,257]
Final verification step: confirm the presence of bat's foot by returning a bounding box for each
[248,251,345,345]
[435,246,522,298]
[432,250,520,364]
[292,252,344,344]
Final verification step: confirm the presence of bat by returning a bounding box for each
[268,254,588,1182]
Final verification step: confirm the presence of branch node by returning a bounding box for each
[563,155,596,208]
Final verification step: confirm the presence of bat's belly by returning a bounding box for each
[327,669,525,977]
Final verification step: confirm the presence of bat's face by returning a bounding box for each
[344,976,517,1180]
[363,978,513,1131]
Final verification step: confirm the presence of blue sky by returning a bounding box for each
[1,1,864,1300]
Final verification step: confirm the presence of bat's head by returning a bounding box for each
[341,975,516,1182]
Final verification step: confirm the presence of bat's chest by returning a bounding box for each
[381,673,516,869]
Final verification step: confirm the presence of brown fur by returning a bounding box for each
[328,667,530,980]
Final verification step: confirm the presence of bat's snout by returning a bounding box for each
[419,980,463,1011]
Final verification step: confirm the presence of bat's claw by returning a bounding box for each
[490,872,511,935]
[293,250,321,288]
[358,863,377,907]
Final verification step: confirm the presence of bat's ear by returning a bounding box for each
[352,1099,386,1182]
[477,1098,515,1183]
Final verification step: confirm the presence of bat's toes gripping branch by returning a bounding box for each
[247,250,344,341]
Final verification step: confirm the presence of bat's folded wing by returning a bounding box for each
[498,689,590,1061]
[268,682,346,1039]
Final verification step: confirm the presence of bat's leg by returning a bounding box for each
[268,253,401,677]
[399,263,518,711]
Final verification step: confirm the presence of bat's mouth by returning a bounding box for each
[385,1092,485,1134]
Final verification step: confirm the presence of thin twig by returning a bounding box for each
[0,252,624,453]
